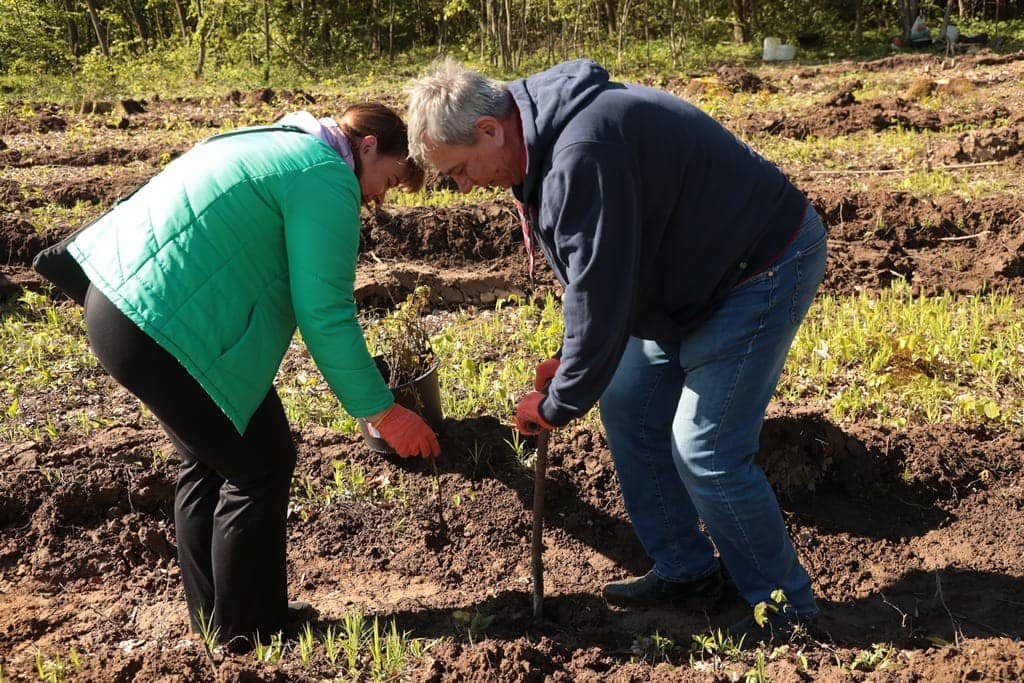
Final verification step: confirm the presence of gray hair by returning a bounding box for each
[406,56,512,168]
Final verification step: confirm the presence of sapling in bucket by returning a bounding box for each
[359,285,443,450]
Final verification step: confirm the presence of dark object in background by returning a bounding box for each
[960,32,988,45]
[797,32,822,48]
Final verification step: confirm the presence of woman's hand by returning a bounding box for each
[369,404,441,458]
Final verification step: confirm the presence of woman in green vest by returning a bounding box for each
[69,103,440,651]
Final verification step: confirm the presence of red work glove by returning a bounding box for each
[515,391,556,435]
[371,404,441,458]
[534,356,560,392]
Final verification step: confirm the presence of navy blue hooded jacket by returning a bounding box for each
[507,60,808,427]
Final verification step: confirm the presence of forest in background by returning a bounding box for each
[2,0,1024,96]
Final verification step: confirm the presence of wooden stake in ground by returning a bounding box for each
[428,455,447,538]
[531,429,550,621]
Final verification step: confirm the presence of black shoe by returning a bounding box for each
[728,610,818,648]
[285,600,320,634]
[286,602,317,626]
[602,569,724,608]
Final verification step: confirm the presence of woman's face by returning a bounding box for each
[356,136,408,204]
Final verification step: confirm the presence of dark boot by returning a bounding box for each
[603,569,724,608]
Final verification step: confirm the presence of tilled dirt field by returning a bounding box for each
[2,51,1024,681]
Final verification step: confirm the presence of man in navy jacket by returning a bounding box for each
[408,58,827,645]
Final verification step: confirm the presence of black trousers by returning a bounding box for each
[84,285,296,647]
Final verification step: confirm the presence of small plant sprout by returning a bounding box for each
[342,609,366,675]
[745,649,768,683]
[850,642,902,671]
[753,589,790,627]
[452,609,494,645]
[297,623,316,668]
[690,628,745,660]
[34,648,77,683]
[253,632,285,664]
[632,631,679,662]
[322,624,341,668]
[150,447,171,470]
[503,429,532,466]
[467,440,485,475]
[195,608,220,654]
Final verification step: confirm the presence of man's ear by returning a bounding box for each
[475,116,505,147]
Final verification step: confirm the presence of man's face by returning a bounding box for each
[425,117,521,193]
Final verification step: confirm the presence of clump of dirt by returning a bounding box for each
[716,65,776,93]
[936,128,1022,164]
[361,203,521,265]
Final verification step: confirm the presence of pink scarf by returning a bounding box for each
[276,110,356,170]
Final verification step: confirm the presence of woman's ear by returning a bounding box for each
[359,134,378,158]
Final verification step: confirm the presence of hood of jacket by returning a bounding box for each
[507,59,609,205]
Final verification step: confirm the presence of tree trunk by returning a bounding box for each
[172,0,189,41]
[898,0,912,42]
[731,0,747,44]
[479,0,486,60]
[854,0,863,47]
[602,0,617,37]
[195,0,206,78]
[82,0,110,57]
[124,0,150,53]
[262,0,270,82]
[58,0,80,58]
[503,0,514,70]
[939,0,955,45]
[370,0,380,55]
[387,0,395,61]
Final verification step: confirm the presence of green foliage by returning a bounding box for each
[850,642,902,671]
[690,628,745,659]
[781,282,1024,429]
[452,609,493,645]
[5,1,1024,95]
[33,648,79,683]
[366,285,435,388]
[632,631,681,663]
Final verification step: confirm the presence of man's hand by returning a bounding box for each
[534,357,560,392]
[371,404,441,457]
[515,391,555,435]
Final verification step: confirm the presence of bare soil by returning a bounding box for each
[2,50,1024,681]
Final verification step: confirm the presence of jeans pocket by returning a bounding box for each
[790,234,827,324]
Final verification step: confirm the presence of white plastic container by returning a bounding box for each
[762,36,780,60]
[776,44,796,60]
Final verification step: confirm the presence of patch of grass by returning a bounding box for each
[33,648,80,683]
[326,609,435,679]
[781,281,1024,428]
[849,642,903,671]
[432,293,562,420]
[288,460,408,520]
[387,185,508,208]
[0,293,103,443]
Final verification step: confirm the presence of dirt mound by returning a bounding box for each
[361,203,521,265]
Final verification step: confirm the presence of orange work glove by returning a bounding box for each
[534,356,560,392]
[515,391,556,435]
[371,404,441,458]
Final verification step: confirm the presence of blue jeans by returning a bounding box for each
[600,207,827,617]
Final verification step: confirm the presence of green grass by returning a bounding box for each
[782,281,1024,428]
[6,283,1023,448]
[0,292,105,443]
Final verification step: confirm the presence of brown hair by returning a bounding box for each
[338,103,425,193]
